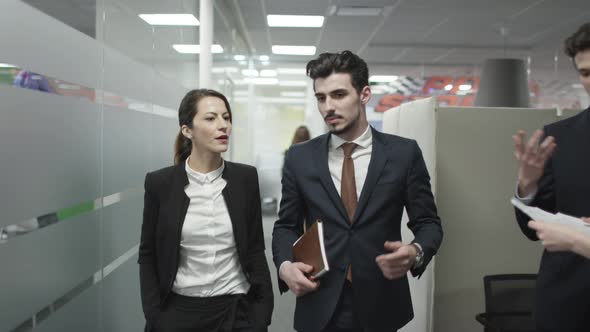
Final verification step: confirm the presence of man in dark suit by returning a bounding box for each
[272,50,443,332]
[512,23,590,332]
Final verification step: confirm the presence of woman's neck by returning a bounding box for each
[187,149,223,174]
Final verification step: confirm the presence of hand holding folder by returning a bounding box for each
[293,220,330,279]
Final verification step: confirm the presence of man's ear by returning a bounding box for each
[360,85,371,105]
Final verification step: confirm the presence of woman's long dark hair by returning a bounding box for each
[174,89,233,164]
[291,125,311,145]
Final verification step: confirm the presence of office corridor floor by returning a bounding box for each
[262,213,297,332]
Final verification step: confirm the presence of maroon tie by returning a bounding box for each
[341,143,358,222]
[341,143,357,282]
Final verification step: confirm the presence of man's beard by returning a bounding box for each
[329,121,354,136]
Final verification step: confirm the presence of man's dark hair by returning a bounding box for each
[306,50,369,93]
[564,23,590,59]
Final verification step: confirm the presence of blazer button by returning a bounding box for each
[340,265,347,272]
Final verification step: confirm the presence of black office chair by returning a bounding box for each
[475,274,536,332]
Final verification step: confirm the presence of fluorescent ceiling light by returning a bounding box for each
[234,55,246,61]
[369,75,398,83]
[261,61,270,66]
[244,77,280,85]
[277,68,307,75]
[370,85,394,94]
[234,90,249,96]
[260,69,277,77]
[444,84,453,91]
[242,69,259,77]
[238,61,247,66]
[572,83,583,89]
[458,84,472,91]
[0,63,16,68]
[281,91,305,97]
[278,80,308,87]
[235,97,306,104]
[212,67,238,74]
[272,45,316,56]
[337,7,382,16]
[139,14,199,26]
[259,55,270,61]
[267,15,324,28]
[173,44,224,54]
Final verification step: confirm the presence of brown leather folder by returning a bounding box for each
[292,220,330,278]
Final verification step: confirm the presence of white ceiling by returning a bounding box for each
[20,0,590,85]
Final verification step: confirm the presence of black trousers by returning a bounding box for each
[154,292,253,332]
[317,281,397,332]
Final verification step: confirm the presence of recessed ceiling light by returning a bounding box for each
[458,84,472,91]
[267,15,324,28]
[280,91,306,97]
[234,90,249,96]
[444,84,453,91]
[139,14,200,26]
[173,44,223,54]
[260,69,277,77]
[572,83,583,89]
[212,67,238,74]
[278,80,308,87]
[259,55,270,61]
[234,55,246,61]
[277,68,307,75]
[272,45,316,56]
[369,75,398,83]
[336,7,382,16]
[244,78,280,85]
[261,61,270,66]
[242,69,259,77]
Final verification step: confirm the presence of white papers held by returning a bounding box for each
[511,197,590,235]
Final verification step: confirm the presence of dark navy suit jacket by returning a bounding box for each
[515,107,590,332]
[273,127,443,332]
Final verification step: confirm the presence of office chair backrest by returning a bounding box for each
[484,274,536,315]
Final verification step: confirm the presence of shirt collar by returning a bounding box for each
[185,158,225,184]
[330,125,372,151]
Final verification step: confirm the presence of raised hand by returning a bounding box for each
[512,129,556,197]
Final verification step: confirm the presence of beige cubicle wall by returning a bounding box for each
[433,106,564,332]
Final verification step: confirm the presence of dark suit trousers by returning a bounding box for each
[154,292,254,332]
[299,281,397,332]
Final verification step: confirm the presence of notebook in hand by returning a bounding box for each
[292,220,330,278]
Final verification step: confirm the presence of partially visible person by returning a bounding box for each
[512,22,590,332]
[12,70,53,92]
[291,125,311,145]
[528,218,590,259]
[283,125,311,175]
[138,89,273,332]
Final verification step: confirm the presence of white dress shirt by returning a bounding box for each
[328,125,373,199]
[172,159,250,297]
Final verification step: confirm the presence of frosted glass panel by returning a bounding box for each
[0,0,195,330]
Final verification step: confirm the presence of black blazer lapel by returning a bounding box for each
[313,134,349,223]
[221,162,246,253]
[170,163,191,241]
[353,128,389,223]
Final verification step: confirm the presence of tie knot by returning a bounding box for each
[341,143,357,158]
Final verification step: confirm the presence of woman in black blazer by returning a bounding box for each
[138,89,273,332]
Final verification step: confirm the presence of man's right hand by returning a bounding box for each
[278,261,319,297]
[512,129,556,197]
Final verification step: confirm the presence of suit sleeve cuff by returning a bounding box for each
[514,181,537,205]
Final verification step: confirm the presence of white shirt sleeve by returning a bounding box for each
[514,181,537,205]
